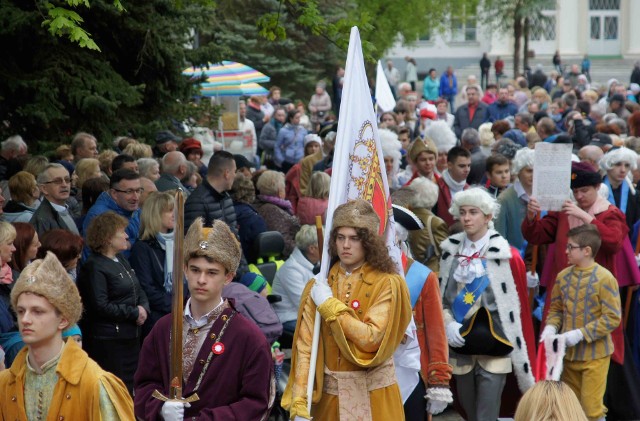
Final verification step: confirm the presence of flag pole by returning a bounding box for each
[306,216,325,411]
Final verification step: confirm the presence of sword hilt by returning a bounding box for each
[152,389,200,403]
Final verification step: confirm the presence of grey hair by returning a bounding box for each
[449,187,500,228]
[137,158,159,178]
[512,147,535,175]
[295,224,318,251]
[600,147,638,171]
[407,177,439,209]
[256,170,285,196]
[36,163,66,184]
[2,135,27,153]
[461,128,480,146]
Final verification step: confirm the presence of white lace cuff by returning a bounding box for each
[425,387,453,403]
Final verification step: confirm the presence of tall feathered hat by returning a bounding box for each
[184,218,241,273]
[11,252,83,326]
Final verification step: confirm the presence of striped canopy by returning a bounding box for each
[199,82,269,97]
[183,61,270,86]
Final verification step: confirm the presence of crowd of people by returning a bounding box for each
[0,56,639,420]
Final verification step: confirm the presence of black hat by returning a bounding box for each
[233,154,253,170]
[156,130,182,145]
[392,204,424,231]
[610,93,626,104]
[589,133,612,148]
[553,134,573,144]
[571,161,602,189]
[456,307,514,357]
[318,121,339,139]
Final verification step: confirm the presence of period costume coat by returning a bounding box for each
[282,262,412,420]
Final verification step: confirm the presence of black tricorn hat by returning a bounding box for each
[455,307,514,357]
[392,204,424,231]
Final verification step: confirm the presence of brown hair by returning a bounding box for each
[485,153,510,173]
[491,120,511,137]
[86,211,129,254]
[36,229,84,268]
[8,171,38,205]
[567,224,601,257]
[9,222,37,272]
[328,227,397,274]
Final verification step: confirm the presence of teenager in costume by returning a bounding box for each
[0,252,134,419]
[282,199,412,420]
[393,204,453,418]
[134,218,273,420]
[440,188,536,421]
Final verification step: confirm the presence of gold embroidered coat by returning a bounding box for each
[282,262,412,420]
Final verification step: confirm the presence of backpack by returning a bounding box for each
[223,282,283,344]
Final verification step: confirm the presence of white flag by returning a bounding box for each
[375,60,397,113]
[318,27,401,281]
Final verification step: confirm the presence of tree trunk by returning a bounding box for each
[523,17,530,74]
[513,17,522,78]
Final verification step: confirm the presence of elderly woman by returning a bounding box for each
[0,222,16,333]
[254,170,301,258]
[308,80,332,132]
[600,147,640,231]
[379,128,403,191]
[8,223,40,281]
[36,229,84,282]
[274,109,308,174]
[296,171,330,225]
[231,173,267,261]
[3,172,40,223]
[272,225,319,335]
[77,211,150,393]
[129,192,177,337]
[137,157,160,181]
[441,188,535,421]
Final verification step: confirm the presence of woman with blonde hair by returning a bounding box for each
[514,381,587,421]
[129,192,176,337]
[0,221,17,332]
[3,172,40,223]
[296,171,330,225]
[123,142,153,159]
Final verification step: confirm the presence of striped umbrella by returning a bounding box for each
[199,82,269,97]
[183,61,270,86]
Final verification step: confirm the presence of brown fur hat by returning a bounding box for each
[184,217,241,273]
[331,199,380,235]
[11,252,83,326]
[408,137,438,162]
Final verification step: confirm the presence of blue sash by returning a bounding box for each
[604,176,629,215]
[452,261,490,323]
[406,261,432,307]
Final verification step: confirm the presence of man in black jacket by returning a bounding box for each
[30,163,79,236]
[184,151,249,277]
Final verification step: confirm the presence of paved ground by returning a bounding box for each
[433,408,514,421]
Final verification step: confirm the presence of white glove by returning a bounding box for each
[446,321,465,348]
[425,387,452,415]
[562,329,584,347]
[539,325,557,343]
[293,417,312,421]
[160,401,190,421]
[310,281,333,307]
[635,253,640,267]
[526,271,539,288]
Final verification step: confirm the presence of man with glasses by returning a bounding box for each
[82,168,142,259]
[30,163,79,236]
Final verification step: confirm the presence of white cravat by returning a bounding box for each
[453,231,490,284]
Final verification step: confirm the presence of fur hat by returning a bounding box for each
[571,161,602,189]
[331,199,380,236]
[184,218,241,273]
[11,252,83,326]
[408,137,437,162]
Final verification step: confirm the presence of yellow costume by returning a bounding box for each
[282,262,412,420]
[0,339,134,420]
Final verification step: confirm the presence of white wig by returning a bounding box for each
[407,177,439,209]
[425,120,456,153]
[379,128,403,177]
[512,147,535,175]
[600,147,638,171]
[478,122,495,148]
[449,187,501,228]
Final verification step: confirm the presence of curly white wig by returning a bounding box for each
[512,147,535,175]
[425,120,456,153]
[600,147,638,171]
[478,122,495,148]
[407,177,439,209]
[449,187,501,228]
[379,128,403,178]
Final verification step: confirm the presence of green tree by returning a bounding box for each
[478,0,555,78]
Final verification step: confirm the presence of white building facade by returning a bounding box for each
[388,0,640,65]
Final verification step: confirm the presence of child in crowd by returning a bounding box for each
[485,153,511,198]
[541,224,621,421]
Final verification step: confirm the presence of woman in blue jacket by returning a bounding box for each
[274,109,308,174]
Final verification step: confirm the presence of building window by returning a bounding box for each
[589,0,620,10]
[418,32,431,42]
[529,14,556,41]
[450,6,477,42]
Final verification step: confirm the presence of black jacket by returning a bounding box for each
[29,198,76,237]
[77,252,149,340]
